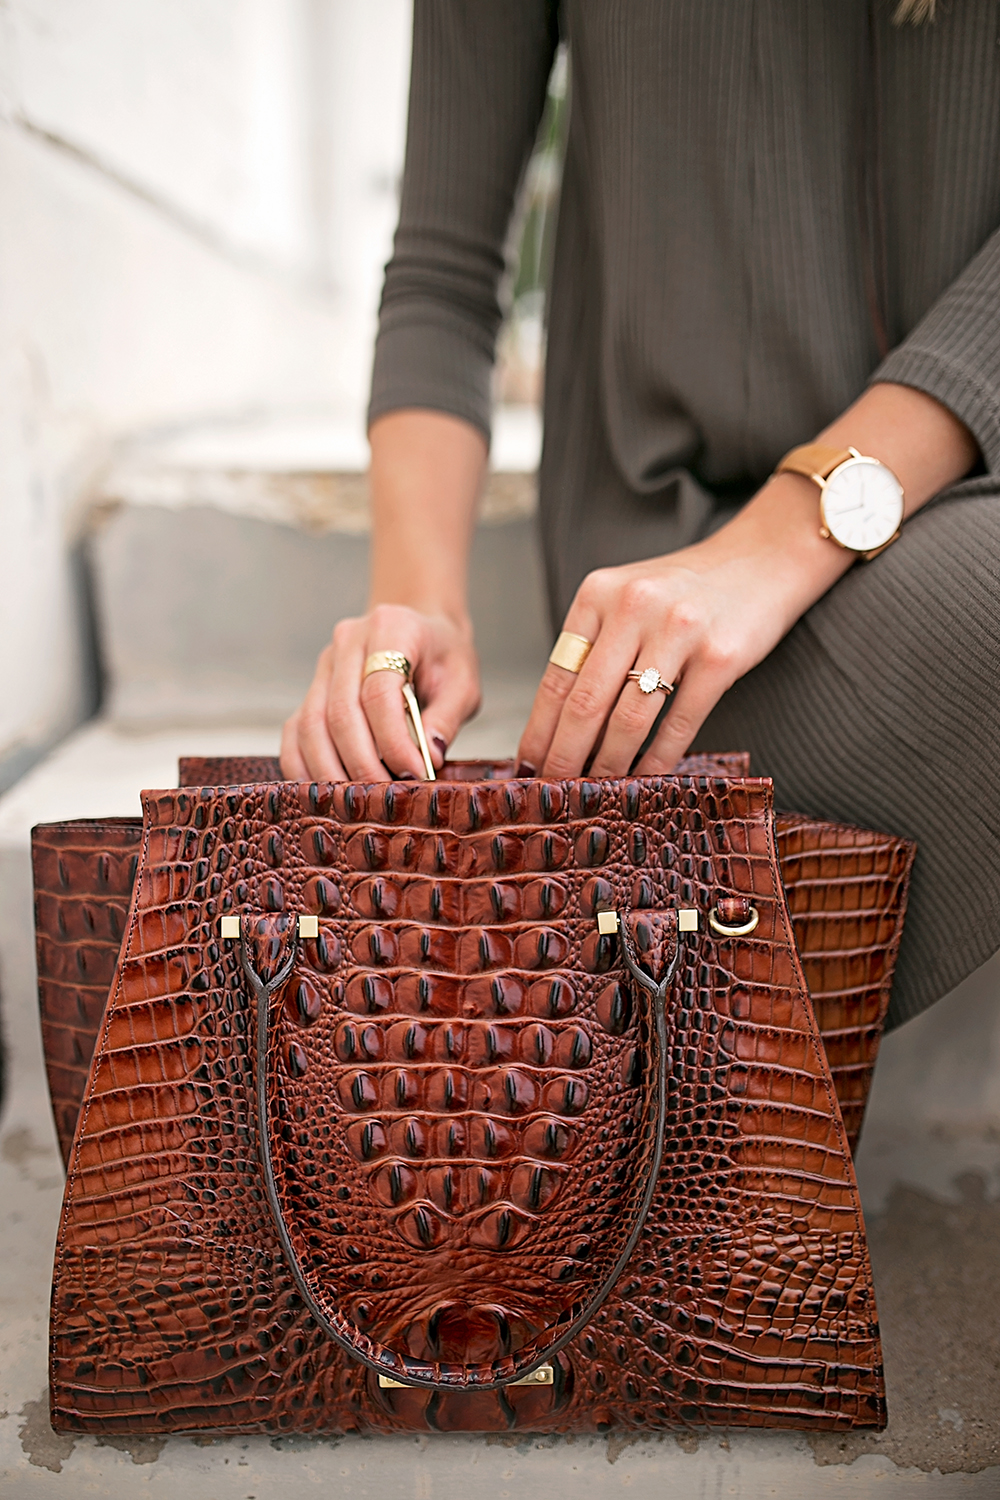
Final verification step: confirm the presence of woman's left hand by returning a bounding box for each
[516,473,850,778]
[516,383,980,779]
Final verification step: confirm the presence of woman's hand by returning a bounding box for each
[280,408,488,782]
[517,474,842,778]
[281,604,480,781]
[517,382,979,780]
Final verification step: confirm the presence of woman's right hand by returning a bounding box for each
[283,406,489,781]
[280,603,481,782]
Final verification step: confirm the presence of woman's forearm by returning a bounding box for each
[368,409,488,625]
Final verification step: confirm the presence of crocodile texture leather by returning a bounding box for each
[49,773,886,1434]
[773,815,913,1149]
[31,819,144,1160]
[32,761,913,1168]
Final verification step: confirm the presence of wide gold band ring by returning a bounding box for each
[363,650,412,682]
[627,667,675,696]
[548,631,593,674]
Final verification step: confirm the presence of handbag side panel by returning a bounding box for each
[31,819,144,1167]
[775,815,915,1151]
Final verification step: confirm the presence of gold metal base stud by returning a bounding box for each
[378,1365,554,1390]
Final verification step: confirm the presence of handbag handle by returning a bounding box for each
[240,912,685,1393]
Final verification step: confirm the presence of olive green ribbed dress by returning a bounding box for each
[368,0,1000,1027]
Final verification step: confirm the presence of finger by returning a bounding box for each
[516,605,602,772]
[347,605,435,778]
[325,635,400,781]
[360,669,427,778]
[540,624,643,779]
[416,659,482,768]
[634,667,729,774]
[296,648,352,780]
[280,713,310,780]
[589,650,680,776]
[516,663,580,774]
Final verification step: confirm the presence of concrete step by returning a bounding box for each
[87,407,551,728]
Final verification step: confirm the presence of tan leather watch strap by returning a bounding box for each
[775,443,853,485]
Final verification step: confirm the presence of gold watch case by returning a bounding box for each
[816,448,904,560]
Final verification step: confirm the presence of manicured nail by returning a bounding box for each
[432,736,448,759]
[396,770,418,781]
[515,760,537,778]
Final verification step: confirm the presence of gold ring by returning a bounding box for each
[627,667,675,695]
[549,631,593,674]
[363,650,412,682]
[708,905,760,937]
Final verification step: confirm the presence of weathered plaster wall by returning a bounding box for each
[0,0,412,790]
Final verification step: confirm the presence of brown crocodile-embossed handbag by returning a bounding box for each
[38,757,913,1436]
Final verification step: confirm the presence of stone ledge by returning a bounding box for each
[95,406,542,536]
[95,466,537,535]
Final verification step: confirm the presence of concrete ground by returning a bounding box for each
[1,718,998,1498]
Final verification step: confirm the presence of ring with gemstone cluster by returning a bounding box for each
[627,666,675,696]
[362,650,412,681]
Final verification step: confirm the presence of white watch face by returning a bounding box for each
[821,458,904,553]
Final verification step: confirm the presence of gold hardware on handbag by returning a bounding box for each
[378,1365,554,1389]
[708,904,760,937]
[401,681,436,780]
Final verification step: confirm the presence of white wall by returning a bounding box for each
[318,3,413,400]
[0,0,412,790]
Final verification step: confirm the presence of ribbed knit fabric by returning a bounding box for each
[700,486,1000,1027]
[369,0,1000,1026]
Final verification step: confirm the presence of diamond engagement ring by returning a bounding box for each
[627,667,675,695]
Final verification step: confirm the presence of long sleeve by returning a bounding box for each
[368,1,559,442]
[871,225,1000,477]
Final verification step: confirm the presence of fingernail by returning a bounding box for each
[432,736,448,759]
[396,770,418,781]
[515,760,537,778]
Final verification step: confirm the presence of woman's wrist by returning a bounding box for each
[684,381,979,624]
[681,470,853,627]
[368,554,473,632]
[367,407,485,634]
[816,381,978,515]
[368,513,473,625]
[364,597,474,642]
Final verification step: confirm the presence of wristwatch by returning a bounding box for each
[775,443,904,560]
